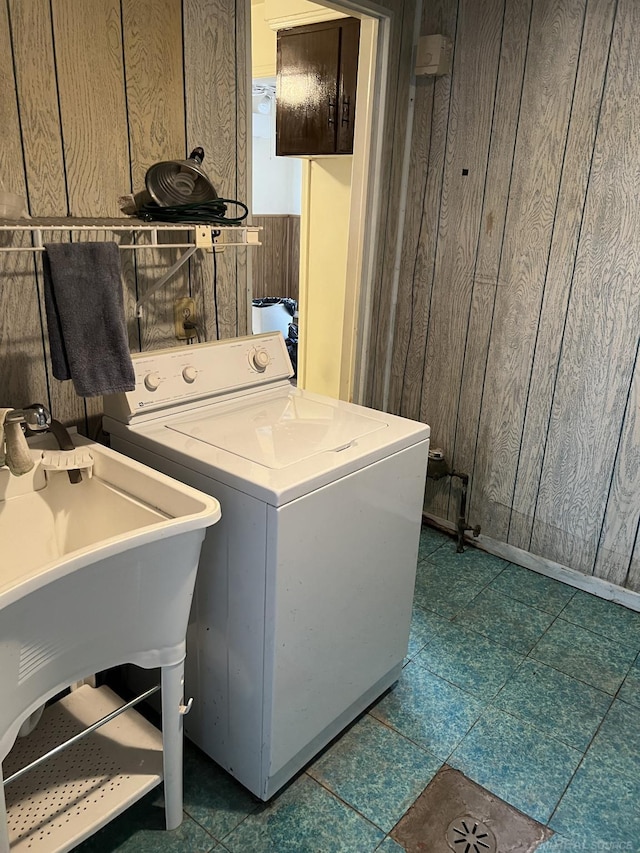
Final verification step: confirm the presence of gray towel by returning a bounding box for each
[43,242,135,397]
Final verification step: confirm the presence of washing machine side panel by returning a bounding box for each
[184,479,268,793]
[109,436,269,795]
[263,439,429,784]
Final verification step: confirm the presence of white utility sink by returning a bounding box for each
[0,434,220,605]
[0,433,221,853]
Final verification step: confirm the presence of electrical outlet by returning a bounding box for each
[174,297,197,340]
[212,231,225,253]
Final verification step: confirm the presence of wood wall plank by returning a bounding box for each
[386,0,453,419]
[253,216,288,299]
[593,345,640,586]
[420,0,505,519]
[509,0,618,548]
[470,0,587,539]
[531,0,640,571]
[628,535,640,593]
[122,0,188,350]
[121,0,185,192]
[385,72,435,416]
[7,0,84,427]
[0,1,49,413]
[8,0,66,215]
[366,0,419,409]
[451,0,532,512]
[51,0,130,216]
[50,0,131,429]
[288,215,300,302]
[252,215,300,302]
[184,0,239,340]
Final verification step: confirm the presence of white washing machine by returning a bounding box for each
[103,333,429,800]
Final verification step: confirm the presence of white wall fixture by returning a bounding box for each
[415,35,452,76]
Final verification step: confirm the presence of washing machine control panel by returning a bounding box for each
[104,332,293,422]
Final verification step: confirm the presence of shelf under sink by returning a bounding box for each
[3,685,163,853]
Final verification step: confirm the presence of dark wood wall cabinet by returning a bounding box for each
[276,18,360,156]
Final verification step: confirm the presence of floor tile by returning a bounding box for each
[407,606,450,659]
[538,834,593,852]
[489,564,575,615]
[425,542,507,586]
[415,620,524,698]
[492,659,612,752]
[308,714,440,833]
[584,699,640,784]
[449,708,582,824]
[74,789,217,853]
[453,587,554,654]
[222,775,384,853]
[370,661,483,760]
[375,838,405,852]
[529,618,635,694]
[182,743,258,840]
[559,590,640,650]
[549,752,640,847]
[412,560,488,619]
[618,655,640,708]
[418,525,453,559]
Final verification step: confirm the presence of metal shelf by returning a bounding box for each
[0,217,260,249]
[3,685,164,853]
[0,217,261,318]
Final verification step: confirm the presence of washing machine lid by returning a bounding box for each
[166,392,387,469]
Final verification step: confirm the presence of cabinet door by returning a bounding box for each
[336,18,360,154]
[276,25,341,156]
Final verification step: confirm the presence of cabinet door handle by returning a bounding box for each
[328,98,336,126]
[341,95,351,126]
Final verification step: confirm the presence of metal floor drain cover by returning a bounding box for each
[446,815,497,853]
[392,766,551,852]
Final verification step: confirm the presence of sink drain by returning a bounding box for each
[446,815,497,853]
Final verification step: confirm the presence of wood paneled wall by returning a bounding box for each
[0,0,247,433]
[252,214,300,302]
[372,0,640,591]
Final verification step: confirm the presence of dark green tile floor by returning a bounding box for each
[75,527,640,852]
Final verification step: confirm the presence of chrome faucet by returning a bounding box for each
[8,404,82,484]
[6,403,51,432]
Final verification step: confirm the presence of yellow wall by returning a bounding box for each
[298,159,353,397]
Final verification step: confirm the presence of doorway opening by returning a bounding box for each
[249,0,390,403]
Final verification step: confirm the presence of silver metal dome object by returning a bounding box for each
[145,148,218,207]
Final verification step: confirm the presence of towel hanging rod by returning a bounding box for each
[0,219,261,253]
[0,219,261,318]
[0,243,197,252]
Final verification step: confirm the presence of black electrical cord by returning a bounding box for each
[136,198,249,225]
[183,320,203,343]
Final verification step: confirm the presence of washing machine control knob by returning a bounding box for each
[182,366,197,383]
[144,372,162,392]
[251,349,270,372]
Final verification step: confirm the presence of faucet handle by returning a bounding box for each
[22,403,52,432]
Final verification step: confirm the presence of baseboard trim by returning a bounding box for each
[422,512,640,613]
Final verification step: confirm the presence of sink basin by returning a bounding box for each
[0,434,220,607]
[0,432,220,757]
